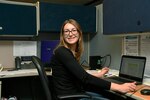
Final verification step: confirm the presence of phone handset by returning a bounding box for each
[15,56,21,69]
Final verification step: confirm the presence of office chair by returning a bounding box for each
[31,56,91,100]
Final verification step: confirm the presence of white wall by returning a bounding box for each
[90,4,123,69]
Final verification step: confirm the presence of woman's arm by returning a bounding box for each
[110,82,137,93]
[89,66,137,93]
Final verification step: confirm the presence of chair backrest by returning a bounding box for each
[31,56,52,100]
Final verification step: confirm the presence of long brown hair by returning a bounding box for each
[55,19,84,62]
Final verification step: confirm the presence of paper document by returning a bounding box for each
[123,36,139,56]
[140,35,150,76]
[13,41,37,56]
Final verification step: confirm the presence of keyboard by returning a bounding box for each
[105,76,141,85]
[109,77,134,83]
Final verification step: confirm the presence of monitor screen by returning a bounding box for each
[120,56,146,78]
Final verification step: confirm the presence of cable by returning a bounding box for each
[80,60,89,66]
[101,54,111,68]
[80,60,90,70]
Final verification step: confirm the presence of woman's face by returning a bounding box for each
[63,23,79,45]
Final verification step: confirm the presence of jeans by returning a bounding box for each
[80,92,110,100]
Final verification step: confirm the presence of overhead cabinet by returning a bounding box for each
[39,2,96,33]
[0,1,37,36]
[103,0,150,35]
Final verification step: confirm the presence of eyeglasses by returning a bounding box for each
[63,29,78,38]
[63,29,78,35]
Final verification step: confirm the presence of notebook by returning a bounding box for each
[105,55,146,85]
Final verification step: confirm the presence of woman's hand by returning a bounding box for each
[111,82,137,93]
[100,67,109,76]
[90,67,109,78]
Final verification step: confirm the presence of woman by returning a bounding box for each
[50,19,136,99]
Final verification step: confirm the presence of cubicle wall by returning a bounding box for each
[0,41,14,69]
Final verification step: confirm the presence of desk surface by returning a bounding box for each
[0,69,51,78]
[127,85,150,100]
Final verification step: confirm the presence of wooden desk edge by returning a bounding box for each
[127,85,150,100]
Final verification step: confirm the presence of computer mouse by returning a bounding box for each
[140,89,150,95]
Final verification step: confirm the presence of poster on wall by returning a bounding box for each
[140,35,150,76]
[123,36,139,56]
[13,41,37,57]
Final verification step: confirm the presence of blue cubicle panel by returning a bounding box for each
[41,40,59,65]
[103,0,150,35]
[40,2,96,33]
[0,1,37,36]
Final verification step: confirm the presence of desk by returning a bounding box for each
[0,69,51,78]
[87,69,150,100]
[0,69,51,99]
[0,69,38,78]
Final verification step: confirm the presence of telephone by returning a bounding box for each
[15,56,35,70]
[15,56,21,69]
